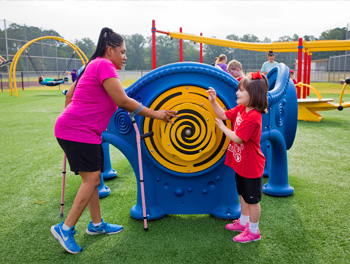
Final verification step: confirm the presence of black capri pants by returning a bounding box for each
[57,138,104,175]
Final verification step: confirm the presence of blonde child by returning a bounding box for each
[227,60,245,81]
[215,54,229,72]
[207,70,268,243]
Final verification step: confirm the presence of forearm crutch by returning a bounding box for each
[59,153,67,218]
[129,113,153,231]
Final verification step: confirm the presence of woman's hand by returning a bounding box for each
[154,110,178,124]
[206,87,217,103]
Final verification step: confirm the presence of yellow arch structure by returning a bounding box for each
[168,32,350,53]
[9,36,89,97]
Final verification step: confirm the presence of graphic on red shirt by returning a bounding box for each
[224,105,265,178]
[227,140,244,163]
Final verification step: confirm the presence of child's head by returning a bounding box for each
[38,76,44,84]
[267,50,275,62]
[237,71,269,113]
[216,54,227,64]
[227,60,243,78]
[290,69,294,78]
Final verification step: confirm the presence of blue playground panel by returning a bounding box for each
[100,62,298,218]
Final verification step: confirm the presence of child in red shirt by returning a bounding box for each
[290,69,297,84]
[207,70,268,243]
[227,59,245,81]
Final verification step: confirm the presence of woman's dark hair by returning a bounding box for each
[238,74,269,113]
[74,27,124,89]
[38,76,44,84]
[267,49,274,57]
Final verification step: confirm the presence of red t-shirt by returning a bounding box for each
[224,105,265,178]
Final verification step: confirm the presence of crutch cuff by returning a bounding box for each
[129,103,144,118]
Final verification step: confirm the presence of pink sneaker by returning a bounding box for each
[233,227,261,243]
[225,219,248,232]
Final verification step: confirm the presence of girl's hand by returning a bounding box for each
[215,117,226,131]
[155,110,178,124]
[206,87,217,103]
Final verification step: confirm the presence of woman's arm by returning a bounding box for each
[103,77,177,122]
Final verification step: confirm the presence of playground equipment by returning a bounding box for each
[8,36,88,97]
[152,20,350,101]
[296,79,350,122]
[101,62,297,220]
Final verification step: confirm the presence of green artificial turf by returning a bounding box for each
[0,87,349,263]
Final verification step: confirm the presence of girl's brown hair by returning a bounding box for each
[267,49,274,57]
[215,54,227,65]
[238,74,269,113]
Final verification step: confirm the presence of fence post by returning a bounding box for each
[1,74,3,92]
[21,72,24,90]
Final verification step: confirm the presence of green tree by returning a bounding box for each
[74,38,95,59]
[124,34,146,70]
[312,27,346,60]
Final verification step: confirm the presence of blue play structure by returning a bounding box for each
[100,62,298,219]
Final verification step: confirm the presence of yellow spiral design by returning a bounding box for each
[143,86,231,173]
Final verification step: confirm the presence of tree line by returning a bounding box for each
[0,22,348,73]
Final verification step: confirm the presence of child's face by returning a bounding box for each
[236,85,250,107]
[229,68,241,78]
[268,55,275,63]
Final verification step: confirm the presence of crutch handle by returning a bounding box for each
[140,131,154,140]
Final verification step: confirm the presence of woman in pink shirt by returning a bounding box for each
[51,27,177,254]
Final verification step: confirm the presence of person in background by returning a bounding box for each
[215,54,229,73]
[51,27,177,254]
[261,50,278,75]
[227,60,245,81]
[0,55,12,67]
[290,69,297,84]
[38,76,68,85]
[65,69,78,83]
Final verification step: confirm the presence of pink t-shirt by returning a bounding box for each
[55,57,118,144]
[224,105,265,178]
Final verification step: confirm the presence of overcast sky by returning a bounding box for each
[1,0,350,44]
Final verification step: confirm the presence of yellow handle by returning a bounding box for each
[338,81,349,106]
[295,82,323,100]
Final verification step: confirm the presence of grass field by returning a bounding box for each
[0,82,349,263]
